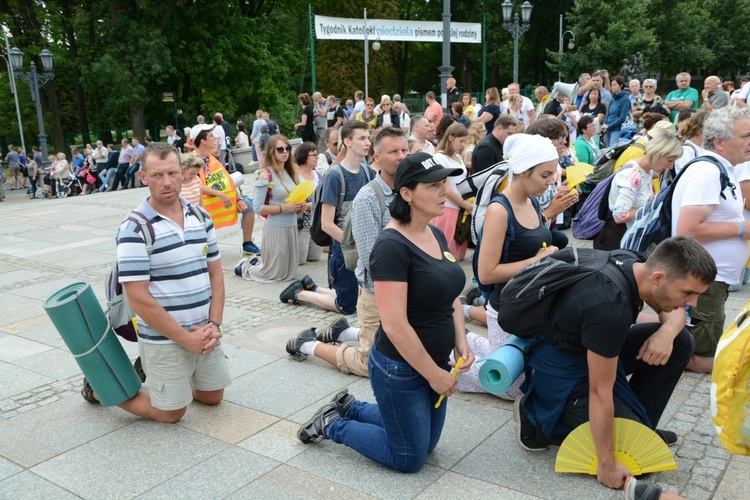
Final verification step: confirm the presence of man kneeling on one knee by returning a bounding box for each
[514,237,715,489]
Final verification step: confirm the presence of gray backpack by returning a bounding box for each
[105,206,205,342]
[342,179,386,271]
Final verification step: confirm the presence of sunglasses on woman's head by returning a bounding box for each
[276,146,291,153]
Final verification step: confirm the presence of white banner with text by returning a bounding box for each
[315,16,481,44]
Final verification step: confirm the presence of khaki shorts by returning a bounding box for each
[139,342,231,411]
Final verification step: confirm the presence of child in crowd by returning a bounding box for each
[180,153,203,206]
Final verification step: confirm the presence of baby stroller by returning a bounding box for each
[56,175,82,198]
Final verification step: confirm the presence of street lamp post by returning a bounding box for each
[2,29,25,153]
[363,8,380,100]
[501,0,533,84]
[558,15,575,82]
[9,46,54,164]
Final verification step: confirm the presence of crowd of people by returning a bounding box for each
[59,67,750,500]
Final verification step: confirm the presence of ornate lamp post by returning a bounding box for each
[501,0,533,84]
[9,47,54,163]
[558,17,576,82]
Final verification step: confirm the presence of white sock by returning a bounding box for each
[300,340,320,357]
[462,304,472,320]
[338,327,359,342]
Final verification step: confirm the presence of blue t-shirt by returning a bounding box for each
[71,154,85,169]
[320,163,376,232]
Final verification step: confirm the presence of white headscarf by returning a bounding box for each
[503,134,559,175]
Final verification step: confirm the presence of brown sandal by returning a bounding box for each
[81,378,99,404]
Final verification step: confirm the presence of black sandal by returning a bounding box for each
[133,356,146,383]
[81,378,99,404]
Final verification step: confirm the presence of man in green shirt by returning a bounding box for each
[665,72,699,123]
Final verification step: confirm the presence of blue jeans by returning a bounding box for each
[605,129,622,148]
[125,162,141,188]
[110,164,129,191]
[326,346,449,472]
[329,243,358,315]
[99,168,116,189]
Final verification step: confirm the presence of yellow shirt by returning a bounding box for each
[463,105,476,120]
[356,111,378,129]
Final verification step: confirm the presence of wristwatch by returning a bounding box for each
[209,320,222,330]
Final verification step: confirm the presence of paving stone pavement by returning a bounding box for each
[1,178,749,499]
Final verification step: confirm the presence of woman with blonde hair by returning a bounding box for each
[594,134,684,250]
[431,122,473,261]
[235,135,306,282]
[463,122,486,172]
[473,87,502,136]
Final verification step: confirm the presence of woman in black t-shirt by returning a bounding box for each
[294,93,316,143]
[473,87,502,136]
[462,134,564,400]
[296,153,475,473]
[580,87,607,135]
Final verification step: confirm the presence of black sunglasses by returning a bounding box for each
[275,146,291,153]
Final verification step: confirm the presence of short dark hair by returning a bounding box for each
[341,120,369,143]
[611,75,627,89]
[373,126,405,154]
[646,236,717,285]
[677,108,696,124]
[194,129,212,148]
[494,114,520,129]
[389,177,419,225]
[294,141,317,165]
[141,142,180,172]
[526,116,567,139]
[426,91,436,100]
[577,115,594,135]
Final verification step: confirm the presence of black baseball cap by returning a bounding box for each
[394,152,463,190]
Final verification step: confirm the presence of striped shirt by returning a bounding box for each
[116,197,220,344]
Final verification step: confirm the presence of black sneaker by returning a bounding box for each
[300,275,317,291]
[298,403,340,443]
[513,395,548,451]
[316,317,349,344]
[655,429,678,446]
[286,328,317,361]
[331,388,356,417]
[280,280,304,304]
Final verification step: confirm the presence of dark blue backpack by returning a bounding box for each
[472,194,541,298]
[621,155,735,255]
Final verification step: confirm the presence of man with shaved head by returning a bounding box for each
[701,75,729,111]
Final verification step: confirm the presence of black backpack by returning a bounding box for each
[472,193,538,298]
[497,247,640,340]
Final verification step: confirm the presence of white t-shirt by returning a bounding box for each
[674,140,704,174]
[735,161,750,220]
[737,82,750,103]
[433,151,466,209]
[400,112,411,135]
[671,151,749,284]
[212,126,227,151]
[500,96,534,125]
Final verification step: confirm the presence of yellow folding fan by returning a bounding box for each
[555,418,677,475]
[286,180,315,203]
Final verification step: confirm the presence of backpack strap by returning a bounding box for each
[330,164,347,215]
[368,178,387,219]
[127,210,155,255]
[493,194,516,264]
